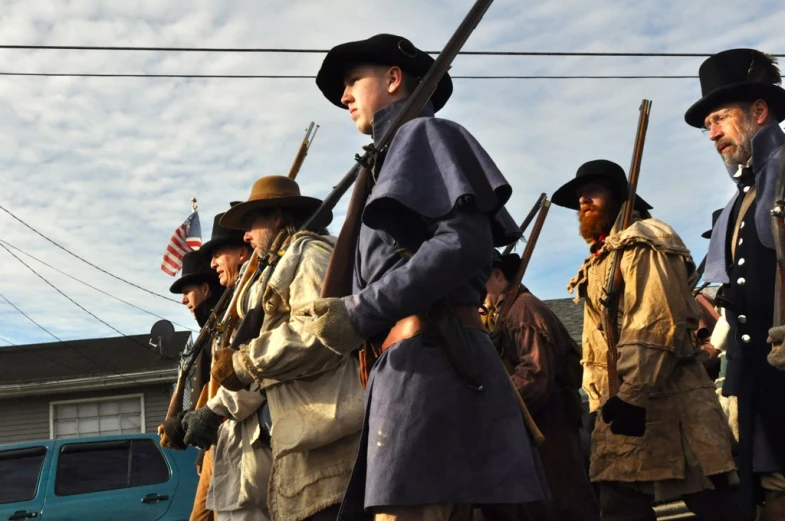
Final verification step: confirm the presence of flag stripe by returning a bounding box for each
[161,211,202,276]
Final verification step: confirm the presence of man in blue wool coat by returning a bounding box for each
[299,34,549,521]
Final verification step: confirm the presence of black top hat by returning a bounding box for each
[685,48,785,128]
[316,34,453,113]
[701,209,723,239]
[200,212,249,257]
[551,159,652,211]
[169,250,220,294]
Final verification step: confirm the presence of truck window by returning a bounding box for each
[55,439,169,496]
[0,447,46,504]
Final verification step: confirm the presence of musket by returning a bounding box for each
[502,192,547,256]
[601,99,652,398]
[492,198,551,336]
[288,122,319,179]
[304,0,498,298]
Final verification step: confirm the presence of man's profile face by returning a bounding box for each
[704,103,759,167]
[341,64,400,135]
[210,247,246,287]
[181,283,209,316]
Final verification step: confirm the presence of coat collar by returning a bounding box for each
[371,98,435,149]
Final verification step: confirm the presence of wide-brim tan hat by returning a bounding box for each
[220,175,332,231]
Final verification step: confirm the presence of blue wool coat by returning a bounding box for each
[338,100,549,519]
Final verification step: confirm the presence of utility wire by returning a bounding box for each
[0,202,179,303]
[0,289,144,386]
[0,239,197,332]
[0,44,780,57]
[0,242,155,352]
[0,71,699,80]
[0,335,16,346]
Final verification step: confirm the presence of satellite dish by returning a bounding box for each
[149,320,175,357]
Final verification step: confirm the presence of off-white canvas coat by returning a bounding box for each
[568,218,736,485]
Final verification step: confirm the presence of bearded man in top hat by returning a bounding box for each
[481,251,599,521]
[298,34,549,521]
[179,212,268,521]
[686,48,785,519]
[553,159,742,521]
[206,175,364,521]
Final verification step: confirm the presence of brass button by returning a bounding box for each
[737,277,746,286]
[741,334,751,344]
[738,258,746,266]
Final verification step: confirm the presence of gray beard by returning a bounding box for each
[721,119,757,167]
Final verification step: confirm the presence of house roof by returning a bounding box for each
[544,297,583,343]
[0,332,191,386]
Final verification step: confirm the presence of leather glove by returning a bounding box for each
[182,407,222,449]
[601,395,647,437]
[159,410,188,450]
[768,326,785,370]
[211,348,248,392]
[298,297,364,355]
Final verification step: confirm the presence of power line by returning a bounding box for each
[0,71,699,80]
[0,289,144,385]
[0,335,16,346]
[0,239,197,333]
[0,44,779,57]
[0,202,179,303]
[0,242,155,352]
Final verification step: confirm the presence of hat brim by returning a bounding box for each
[551,174,653,211]
[220,196,333,232]
[200,236,249,258]
[169,272,219,294]
[316,41,453,113]
[685,82,785,128]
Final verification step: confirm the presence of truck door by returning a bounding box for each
[41,438,177,521]
[0,446,49,521]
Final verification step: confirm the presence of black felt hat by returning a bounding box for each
[551,159,652,211]
[169,250,219,294]
[316,33,453,113]
[701,209,723,239]
[685,48,785,128]
[492,250,521,278]
[200,212,249,258]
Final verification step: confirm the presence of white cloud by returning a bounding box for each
[0,0,783,343]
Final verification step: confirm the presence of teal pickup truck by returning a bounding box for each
[0,433,199,521]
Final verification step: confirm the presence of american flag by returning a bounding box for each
[161,211,202,276]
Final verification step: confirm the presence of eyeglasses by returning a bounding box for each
[701,110,734,135]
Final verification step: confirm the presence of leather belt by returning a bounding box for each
[380,306,485,351]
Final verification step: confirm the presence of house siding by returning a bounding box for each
[0,383,174,445]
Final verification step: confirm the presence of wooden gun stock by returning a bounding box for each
[601,99,652,398]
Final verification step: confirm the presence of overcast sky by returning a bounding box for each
[0,0,783,345]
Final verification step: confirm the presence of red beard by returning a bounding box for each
[579,205,614,240]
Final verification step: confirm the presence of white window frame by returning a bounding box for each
[49,393,146,439]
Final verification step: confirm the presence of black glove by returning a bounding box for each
[601,396,646,437]
[182,407,222,449]
[161,410,188,450]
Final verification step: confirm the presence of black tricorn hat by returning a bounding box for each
[200,212,249,258]
[169,250,219,294]
[551,159,652,211]
[316,33,453,113]
[701,208,723,239]
[684,48,785,128]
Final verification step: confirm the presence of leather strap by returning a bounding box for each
[380,306,484,351]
